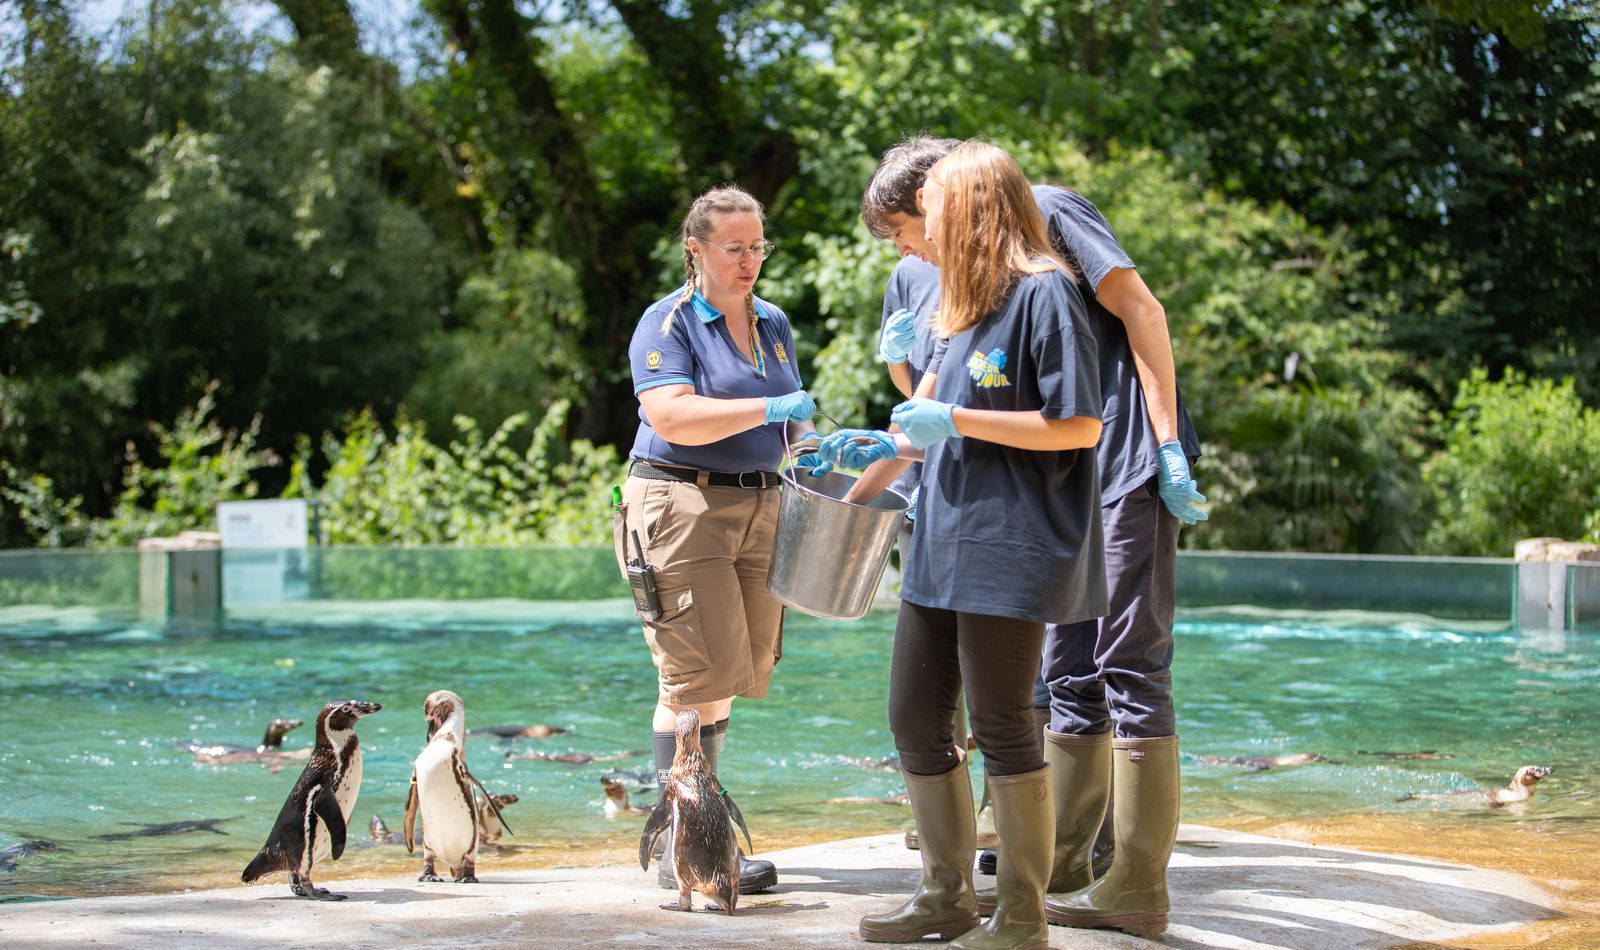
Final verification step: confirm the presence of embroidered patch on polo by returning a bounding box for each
[774,343,789,364]
[646,350,663,370]
[967,348,1011,388]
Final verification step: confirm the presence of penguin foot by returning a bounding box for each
[660,895,693,912]
[454,874,479,884]
[418,873,445,882]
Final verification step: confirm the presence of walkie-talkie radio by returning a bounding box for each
[626,528,662,621]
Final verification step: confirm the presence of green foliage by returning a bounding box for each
[404,248,587,442]
[1422,370,1600,557]
[285,401,623,546]
[4,0,1596,558]
[91,384,281,548]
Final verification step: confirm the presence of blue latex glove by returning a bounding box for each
[1156,440,1209,525]
[878,308,918,364]
[764,390,816,425]
[907,485,920,522]
[890,399,962,449]
[789,432,832,477]
[817,429,898,470]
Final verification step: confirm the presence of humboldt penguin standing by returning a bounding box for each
[240,699,381,900]
[639,709,751,914]
[403,690,507,882]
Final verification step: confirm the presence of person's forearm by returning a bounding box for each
[643,393,768,446]
[951,409,1102,451]
[888,362,913,398]
[1124,301,1180,444]
[1099,267,1180,444]
[842,454,914,505]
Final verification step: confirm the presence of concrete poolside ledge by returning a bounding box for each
[0,825,1561,949]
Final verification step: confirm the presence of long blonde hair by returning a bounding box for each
[928,142,1070,337]
[661,184,765,336]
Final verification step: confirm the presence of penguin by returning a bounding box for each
[402,690,510,883]
[0,840,64,873]
[1191,753,1330,771]
[469,724,569,739]
[477,793,519,845]
[369,794,517,848]
[1405,765,1555,807]
[602,776,652,818]
[181,718,303,757]
[95,818,235,840]
[240,699,381,900]
[638,708,753,915]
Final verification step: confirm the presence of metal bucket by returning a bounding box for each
[767,468,909,621]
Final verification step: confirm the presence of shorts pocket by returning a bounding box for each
[642,585,712,683]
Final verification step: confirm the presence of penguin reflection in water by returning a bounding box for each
[241,699,381,900]
[639,709,753,914]
[403,690,512,883]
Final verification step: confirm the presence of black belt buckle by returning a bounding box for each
[737,471,764,489]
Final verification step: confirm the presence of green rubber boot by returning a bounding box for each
[950,767,1052,949]
[860,762,982,943]
[978,729,1110,914]
[1045,735,1179,938]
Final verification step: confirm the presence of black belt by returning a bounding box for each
[630,461,781,489]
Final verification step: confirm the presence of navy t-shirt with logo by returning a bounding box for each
[880,256,945,503]
[1032,185,1202,505]
[628,286,804,473]
[902,269,1108,625]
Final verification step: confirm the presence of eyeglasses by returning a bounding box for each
[697,239,777,261]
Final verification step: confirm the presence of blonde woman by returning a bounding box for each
[828,142,1105,949]
[617,184,817,896]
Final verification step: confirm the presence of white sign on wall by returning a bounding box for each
[218,499,310,549]
[217,500,311,605]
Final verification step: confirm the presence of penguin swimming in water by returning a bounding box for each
[0,840,64,873]
[1405,765,1555,807]
[638,708,753,915]
[402,690,510,883]
[241,699,380,900]
[181,718,303,757]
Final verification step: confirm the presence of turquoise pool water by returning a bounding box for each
[0,600,1596,898]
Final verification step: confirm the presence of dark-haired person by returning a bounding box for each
[854,136,1204,940]
[615,184,817,896]
[832,142,1105,950]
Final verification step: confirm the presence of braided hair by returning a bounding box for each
[663,185,766,336]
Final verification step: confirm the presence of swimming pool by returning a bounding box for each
[0,598,1595,899]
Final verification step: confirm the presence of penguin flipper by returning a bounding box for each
[464,768,513,836]
[313,789,348,860]
[720,789,755,854]
[403,776,420,854]
[639,802,671,870]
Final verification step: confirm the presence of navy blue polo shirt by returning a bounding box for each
[628,286,804,473]
[880,256,946,502]
[1032,186,1202,505]
[902,269,1108,625]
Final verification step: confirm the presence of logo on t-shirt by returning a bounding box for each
[774,343,789,364]
[646,350,663,370]
[967,348,1011,388]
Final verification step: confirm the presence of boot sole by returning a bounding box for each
[859,915,981,943]
[1046,909,1167,938]
[658,868,779,895]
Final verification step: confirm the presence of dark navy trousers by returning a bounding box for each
[1037,477,1179,738]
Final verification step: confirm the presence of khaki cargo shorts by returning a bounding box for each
[614,473,784,705]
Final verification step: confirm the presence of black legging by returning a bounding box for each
[889,600,1047,777]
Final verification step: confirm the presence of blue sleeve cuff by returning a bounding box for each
[635,376,695,394]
